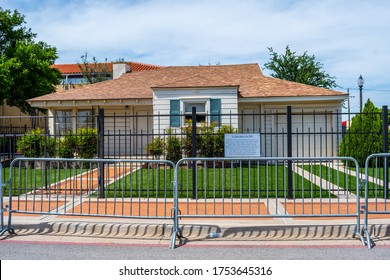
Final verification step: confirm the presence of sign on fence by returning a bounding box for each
[224,133,260,157]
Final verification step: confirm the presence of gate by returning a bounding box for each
[362,153,390,249]
[170,157,365,248]
[2,157,176,235]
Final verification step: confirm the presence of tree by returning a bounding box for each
[263,45,337,89]
[339,99,383,166]
[77,52,112,84]
[0,8,62,114]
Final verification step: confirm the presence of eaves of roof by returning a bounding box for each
[30,63,346,103]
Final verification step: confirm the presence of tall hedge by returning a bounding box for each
[339,99,383,166]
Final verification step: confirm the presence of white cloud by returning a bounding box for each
[3,0,390,108]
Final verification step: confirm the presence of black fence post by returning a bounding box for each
[383,105,389,199]
[287,106,293,199]
[98,108,105,199]
[192,107,197,199]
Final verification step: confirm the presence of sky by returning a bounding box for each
[2,0,390,112]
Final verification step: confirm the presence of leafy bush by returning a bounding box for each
[17,128,55,157]
[146,137,165,159]
[165,129,182,163]
[73,127,98,158]
[181,121,196,157]
[197,123,215,157]
[0,137,10,153]
[56,131,76,158]
[339,99,383,166]
[213,125,237,157]
[181,122,237,158]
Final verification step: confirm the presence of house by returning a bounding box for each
[28,63,348,157]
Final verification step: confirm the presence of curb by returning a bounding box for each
[7,221,390,242]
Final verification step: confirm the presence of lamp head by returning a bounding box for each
[358,75,364,88]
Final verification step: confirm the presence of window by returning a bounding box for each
[169,98,221,127]
[55,110,72,135]
[77,110,94,129]
[184,102,206,123]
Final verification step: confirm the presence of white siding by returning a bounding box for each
[262,105,342,157]
[237,102,343,157]
[153,87,239,135]
[103,107,152,156]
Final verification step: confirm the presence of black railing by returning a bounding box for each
[0,106,389,167]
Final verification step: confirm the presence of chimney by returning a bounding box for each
[113,63,131,79]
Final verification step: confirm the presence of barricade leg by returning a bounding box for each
[362,205,374,249]
[0,163,14,236]
[170,207,183,249]
[170,173,183,249]
[0,164,3,233]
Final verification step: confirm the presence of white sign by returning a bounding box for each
[224,134,260,157]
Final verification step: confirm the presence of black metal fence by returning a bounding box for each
[1,106,389,166]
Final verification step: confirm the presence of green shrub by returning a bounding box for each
[339,99,383,167]
[181,121,195,157]
[17,128,55,157]
[198,123,215,157]
[146,137,165,159]
[0,137,9,153]
[56,132,76,158]
[165,129,182,163]
[181,122,237,158]
[213,125,237,157]
[74,127,98,158]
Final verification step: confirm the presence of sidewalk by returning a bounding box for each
[2,211,390,248]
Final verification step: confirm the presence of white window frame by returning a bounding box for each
[182,99,209,125]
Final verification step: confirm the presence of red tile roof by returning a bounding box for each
[30,63,346,102]
[52,61,163,74]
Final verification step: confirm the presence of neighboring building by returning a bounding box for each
[52,61,163,91]
[0,61,163,131]
[28,63,348,157]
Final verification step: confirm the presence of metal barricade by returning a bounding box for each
[3,157,176,235]
[170,157,364,248]
[0,162,7,235]
[362,153,390,249]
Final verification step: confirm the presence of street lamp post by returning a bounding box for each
[358,75,364,112]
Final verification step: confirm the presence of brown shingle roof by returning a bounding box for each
[30,63,346,102]
[52,61,163,74]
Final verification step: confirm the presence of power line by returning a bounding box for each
[336,86,390,93]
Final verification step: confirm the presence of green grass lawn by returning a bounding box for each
[104,164,333,199]
[350,166,390,181]
[303,164,389,198]
[1,166,89,196]
[363,167,390,199]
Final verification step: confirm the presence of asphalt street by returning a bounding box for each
[1,239,390,260]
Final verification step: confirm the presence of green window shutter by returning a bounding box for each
[210,99,221,126]
[170,99,181,127]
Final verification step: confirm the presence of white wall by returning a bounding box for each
[238,101,344,157]
[153,87,239,134]
[103,106,152,156]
